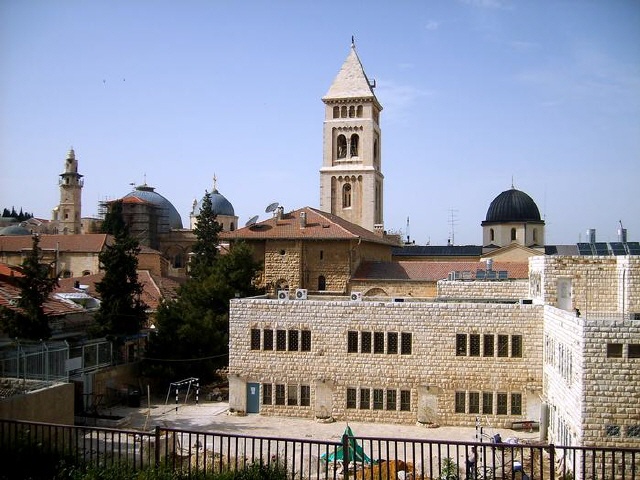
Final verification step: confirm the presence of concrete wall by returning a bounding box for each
[0,382,74,425]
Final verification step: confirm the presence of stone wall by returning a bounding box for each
[0,382,74,424]
[229,298,543,427]
[437,280,529,300]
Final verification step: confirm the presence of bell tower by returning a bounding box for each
[319,41,384,233]
[55,148,83,234]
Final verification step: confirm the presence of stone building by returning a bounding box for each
[228,255,640,449]
[320,41,384,233]
[220,206,397,295]
[51,148,84,235]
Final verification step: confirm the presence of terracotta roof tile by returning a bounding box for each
[0,280,83,317]
[221,207,396,246]
[0,234,111,253]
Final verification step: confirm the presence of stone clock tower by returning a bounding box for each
[54,148,83,234]
[319,41,384,233]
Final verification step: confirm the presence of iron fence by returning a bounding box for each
[0,418,638,479]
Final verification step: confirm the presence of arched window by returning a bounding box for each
[337,135,347,159]
[82,270,91,276]
[333,106,339,118]
[533,228,538,243]
[61,270,71,278]
[511,228,517,241]
[348,106,355,118]
[230,222,235,231]
[373,138,378,163]
[340,106,347,118]
[174,254,183,268]
[342,183,352,208]
[350,134,359,157]
[318,275,326,291]
[490,228,495,242]
[357,105,363,117]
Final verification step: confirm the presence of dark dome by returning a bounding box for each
[123,185,183,230]
[484,188,542,223]
[0,225,31,236]
[194,189,235,217]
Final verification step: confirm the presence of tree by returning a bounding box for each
[0,235,58,340]
[100,199,127,236]
[94,203,147,340]
[189,191,222,280]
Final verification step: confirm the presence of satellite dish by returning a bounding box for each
[265,202,279,213]
[245,215,259,227]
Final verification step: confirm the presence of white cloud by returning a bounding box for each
[375,80,434,123]
[425,20,440,31]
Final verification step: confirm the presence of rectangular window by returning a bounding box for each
[373,389,384,410]
[287,385,298,406]
[512,335,523,358]
[300,385,310,406]
[374,332,385,353]
[360,388,370,409]
[301,330,311,351]
[470,334,481,356]
[361,331,372,353]
[263,329,273,350]
[346,388,357,409]
[275,384,285,405]
[387,332,398,354]
[628,344,640,359]
[276,330,287,351]
[511,393,522,415]
[456,334,467,356]
[607,343,623,358]
[469,392,480,414]
[455,391,466,413]
[347,331,359,353]
[482,392,493,414]
[288,330,299,351]
[626,425,640,438]
[386,389,397,410]
[401,332,412,355]
[250,329,261,350]
[262,384,272,405]
[498,335,509,357]
[400,390,411,411]
[605,425,621,437]
[497,393,508,415]
[484,334,494,357]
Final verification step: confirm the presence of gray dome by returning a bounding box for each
[484,188,542,223]
[0,225,31,236]
[123,185,183,230]
[195,189,235,217]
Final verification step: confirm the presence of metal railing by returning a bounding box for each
[1,418,638,479]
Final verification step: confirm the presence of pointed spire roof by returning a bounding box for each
[323,43,379,106]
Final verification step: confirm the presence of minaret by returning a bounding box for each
[319,40,384,233]
[55,148,83,234]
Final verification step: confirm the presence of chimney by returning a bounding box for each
[587,229,596,244]
[276,206,284,221]
[299,211,307,228]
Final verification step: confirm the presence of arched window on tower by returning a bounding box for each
[490,228,495,242]
[533,228,538,243]
[340,106,347,118]
[350,134,359,157]
[337,135,347,159]
[342,183,352,208]
[318,275,326,291]
[511,228,517,241]
[333,106,339,118]
[348,106,355,118]
[373,138,378,164]
[357,105,363,117]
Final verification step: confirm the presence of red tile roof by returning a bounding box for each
[221,207,396,246]
[0,234,111,253]
[0,280,83,317]
[352,261,529,281]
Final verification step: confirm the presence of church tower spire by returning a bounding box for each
[54,148,84,234]
[319,42,384,233]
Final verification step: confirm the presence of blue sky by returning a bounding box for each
[1,0,639,246]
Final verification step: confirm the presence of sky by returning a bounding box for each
[1,0,639,246]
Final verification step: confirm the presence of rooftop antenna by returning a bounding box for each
[405,216,411,244]
[449,209,458,246]
[213,174,218,192]
[245,215,259,227]
[265,202,279,214]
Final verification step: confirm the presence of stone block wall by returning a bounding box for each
[437,280,529,300]
[229,298,543,427]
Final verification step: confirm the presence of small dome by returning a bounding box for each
[123,184,183,230]
[194,189,235,217]
[0,225,31,236]
[484,188,541,223]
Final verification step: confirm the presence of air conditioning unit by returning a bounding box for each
[277,290,289,300]
[350,292,363,301]
[295,289,308,300]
